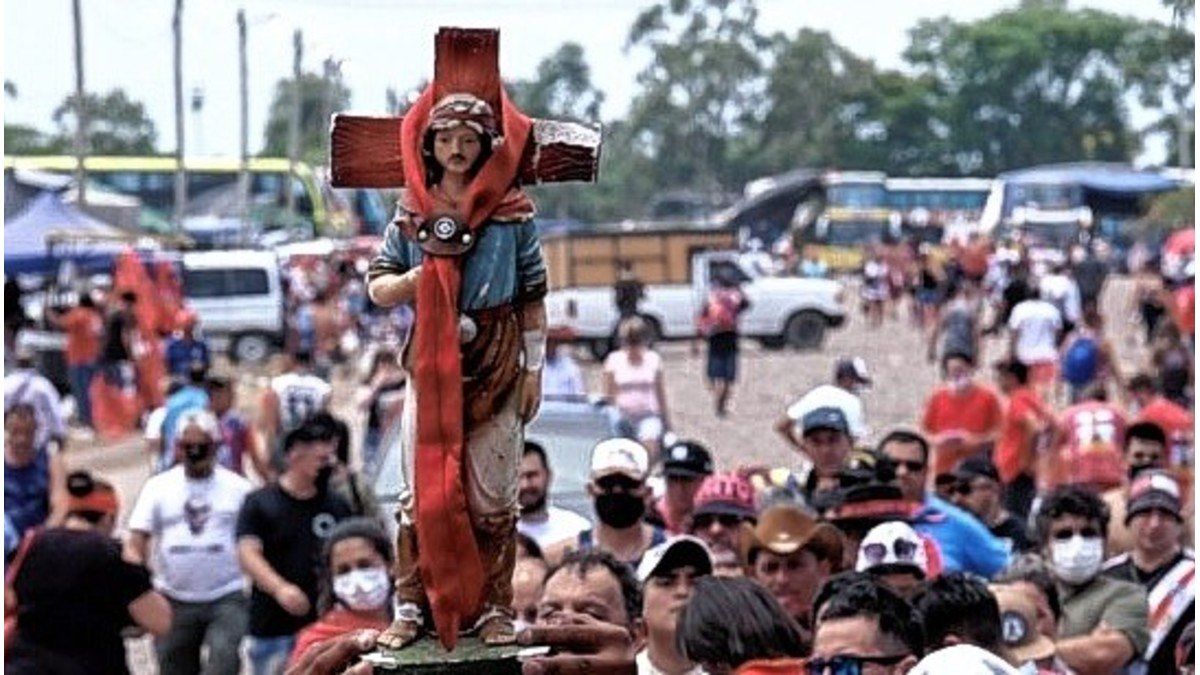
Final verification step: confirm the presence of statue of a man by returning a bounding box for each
[366,89,546,650]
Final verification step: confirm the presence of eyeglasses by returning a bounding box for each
[805,653,908,675]
[859,537,920,566]
[692,513,744,529]
[1051,526,1101,541]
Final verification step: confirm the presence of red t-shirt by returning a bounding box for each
[1049,402,1128,490]
[288,608,390,667]
[1138,397,1194,442]
[922,383,1003,476]
[62,307,103,366]
[1172,285,1195,336]
[994,387,1047,483]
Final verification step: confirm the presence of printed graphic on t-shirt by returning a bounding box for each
[184,496,211,535]
[312,512,337,538]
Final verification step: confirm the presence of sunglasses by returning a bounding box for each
[180,441,215,454]
[1052,527,1100,541]
[860,537,920,566]
[692,513,744,529]
[805,653,908,675]
[895,460,925,473]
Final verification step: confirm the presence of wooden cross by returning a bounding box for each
[329,27,601,190]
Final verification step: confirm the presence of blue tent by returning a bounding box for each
[4,191,128,276]
[998,162,1181,196]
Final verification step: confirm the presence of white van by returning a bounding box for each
[181,250,285,364]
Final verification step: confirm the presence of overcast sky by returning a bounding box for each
[3,0,1180,164]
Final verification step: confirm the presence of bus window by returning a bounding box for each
[827,184,887,209]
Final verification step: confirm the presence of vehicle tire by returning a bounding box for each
[783,311,827,351]
[759,336,786,350]
[231,332,273,365]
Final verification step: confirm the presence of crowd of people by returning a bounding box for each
[2,229,1195,675]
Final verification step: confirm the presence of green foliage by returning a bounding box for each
[4,124,65,155]
[509,43,604,123]
[52,89,158,155]
[1139,186,1195,234]
[262,71,351,164]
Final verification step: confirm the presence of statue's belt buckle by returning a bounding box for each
[410,213,476,256]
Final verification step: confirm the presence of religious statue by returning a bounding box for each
[330,28,601,651]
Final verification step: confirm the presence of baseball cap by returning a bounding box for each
[692,472,757,520]
[991,583,1057,664]
[590,438,650,482]
[65,471,120,516]
[835,357,871,385]
[954,456,1001,484]
[1126,470,1183,523]
[743,504,844,564]
[909,644,1021,675]
[855,521,927,578]
[662,440,714,479]
[802,406,850,436]
[635,535,714,583]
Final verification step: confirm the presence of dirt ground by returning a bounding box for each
[62,277,1147,673]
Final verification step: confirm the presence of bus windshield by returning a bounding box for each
[827,183,887,209]
[823,220,889,246]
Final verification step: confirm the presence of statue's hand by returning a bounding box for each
[519,369,542,423]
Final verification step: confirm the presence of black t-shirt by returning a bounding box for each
[10,528,153,675]
[989,514,1034,554]
[102,311,130,362]
[236,483,352,637]
[1104,552,1193,675]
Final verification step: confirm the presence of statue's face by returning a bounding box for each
[432,126,483,177]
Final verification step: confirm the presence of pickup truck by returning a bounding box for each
[546,250,847,360]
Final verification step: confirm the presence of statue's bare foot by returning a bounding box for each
[377,616,424,650]
[477,606,517,646]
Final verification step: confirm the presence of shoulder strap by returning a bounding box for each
[1145,556,1196,659]
[6,528,41,589]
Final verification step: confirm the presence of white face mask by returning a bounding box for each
[1050,535,1103,585]
[333,567,391,612]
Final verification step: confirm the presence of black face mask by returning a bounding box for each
[182,442,215,467]
[1129,463,1155,481]
[594,492,645,529]
[316,465,335,492]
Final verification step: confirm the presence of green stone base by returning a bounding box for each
[362,636,524,674]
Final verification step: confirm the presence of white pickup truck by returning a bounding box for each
[546,251,847,359]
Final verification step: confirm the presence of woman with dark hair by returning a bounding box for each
[287,518,394,666]
[676,576,808,674]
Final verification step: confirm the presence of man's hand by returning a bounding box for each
[519,370,542,423]
[274,583,311,617]
[285,629,378,675]
[518,620,637,675]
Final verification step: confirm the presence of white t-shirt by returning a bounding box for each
[786,384,867,439]
[1008,299,1063,365]
[604,350,662,416]
[270,372,333,432]
[1038,274,1082,323]
[518,505,591,550]
[127,465,253,602]
[144,405,168,442]
[636,649,707,675]
[542,351,586,399]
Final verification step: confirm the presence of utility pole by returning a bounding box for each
[237,9,250,241]
[287,29,302,218]
[72,0,87,206]
[173,0,187,232]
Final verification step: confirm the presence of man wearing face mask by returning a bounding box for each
[920,351,1003,479]
[126,409,254,675]
[1035,485,1149,675]
[236,417,353,675]
[1103,472,1194,675]
[549,438,666,568]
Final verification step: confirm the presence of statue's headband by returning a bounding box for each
[426,93,502,147]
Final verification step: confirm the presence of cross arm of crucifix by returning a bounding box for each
[329,114,601,189]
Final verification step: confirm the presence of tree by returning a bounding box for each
[902,5,1190,174]
[5,124,65,155]
[509,42,604,123]
[52,89,158,155]
[262,71,351,164]
[622,0,769,196]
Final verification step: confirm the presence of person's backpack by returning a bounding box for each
[703,289,742,335]
[1061,335,1099,386]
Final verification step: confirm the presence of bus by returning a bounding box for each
[884,177,993,245]
[806,171,894,271]
[3,155,389,243]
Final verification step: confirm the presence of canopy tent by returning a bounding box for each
[4,191,130,276]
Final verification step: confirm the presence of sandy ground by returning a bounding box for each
[59,277,1148,673]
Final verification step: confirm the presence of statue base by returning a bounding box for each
[361,636,536,674]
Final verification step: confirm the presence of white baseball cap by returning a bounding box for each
[590,438,649,482]
[856,521,928,578]
[636,535,714,583]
